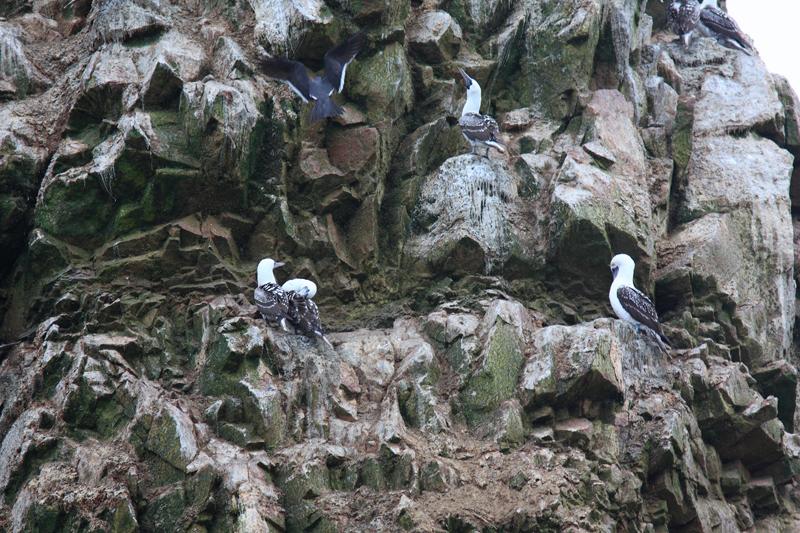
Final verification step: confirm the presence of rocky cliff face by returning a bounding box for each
[2,0,800,531]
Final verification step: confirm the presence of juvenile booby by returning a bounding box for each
[254,258,291,331]
[281,278,317,299]
[698,3,753,54]
[609,254,671,352]
[287,291,332,348]
[258,31,367,122]
[666,0,701,48]
[665,0,752,54]
[456,68,505,158]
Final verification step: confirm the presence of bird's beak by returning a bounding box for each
[457,67,471,86]
[274,261,285,268]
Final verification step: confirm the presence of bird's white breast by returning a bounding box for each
[609,281,635,324]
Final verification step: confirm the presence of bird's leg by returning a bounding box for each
[470,142,476,155]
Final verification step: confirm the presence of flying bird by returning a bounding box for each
[609,254,671,352]
[456,68,505,158]
[665,0,752,54]
[258,31,367,122]
[254,258,291,331]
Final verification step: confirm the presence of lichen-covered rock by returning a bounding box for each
[520,318,625,409]
[406,155,540,275]
[460,300,531,425]
[2,0,800,530]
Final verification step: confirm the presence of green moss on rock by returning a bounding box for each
[460,322,525,426]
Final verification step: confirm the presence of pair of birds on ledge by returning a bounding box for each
[258,32,506,158]
[665,0,753,54]
[254,258,332,348]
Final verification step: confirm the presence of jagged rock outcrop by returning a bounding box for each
[2,0,800,531]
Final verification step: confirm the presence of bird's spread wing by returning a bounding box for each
[259,57,312,102]
[255,283,290,320]
[459,113,501,143]
[324,31,366,93]
[700,6,751,48]
[617,286,662,334]
[288,293,325,337]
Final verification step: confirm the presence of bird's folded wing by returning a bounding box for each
[616,286,661,332]
[289,293,325,336]
[260,57,312,102]
[459,113,500,142]
[700,7,749,44]
[255,284,288,313]
[324,31,367,92]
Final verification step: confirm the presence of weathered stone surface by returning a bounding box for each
[520,318,624,409]
[693,54,783,136]
[406,155,539,275]
[407,11,463,65]
[2,1,800,531]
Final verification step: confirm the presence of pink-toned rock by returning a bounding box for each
[299,145,345,182]
[327,126,379,173]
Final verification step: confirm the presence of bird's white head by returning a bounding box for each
[610,254,636,284]
[257,258,285,286]
[458,68,482,116]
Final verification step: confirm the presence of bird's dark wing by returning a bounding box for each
[459,113,501,143]
[259,57,312,102]
[617,286,663,335]
[700,6,751,49]
[288,293,325,338]
[255,283,290,322]
[324,31,366,93]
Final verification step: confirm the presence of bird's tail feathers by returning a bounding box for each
[486,140,506,153]
[311,97,344,123]
[727,37,753,55]
[318,334,334,350]
[654,331,672,354]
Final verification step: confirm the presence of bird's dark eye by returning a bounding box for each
[611,266,619,278]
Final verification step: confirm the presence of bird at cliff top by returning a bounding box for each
[456,68,506,158]
[281,278,333,349]
[665,0,753,54]
[254,258,291,332]
[258,31,367,122]
[609,254,671,352]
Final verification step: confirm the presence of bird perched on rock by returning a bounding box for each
[666,0,701,47]
[455,68,505,158]
[254,258,291,331]
[282,278,332,348]
[282,278,317,298]
[609,254,671,352]
[258,31,367,122]
[666,0,752,54]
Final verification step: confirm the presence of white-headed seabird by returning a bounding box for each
[282,278,317,299]
[282,277,332,348]
[258,31,367,122]
[609,254,671,352]
[666,0,752,54]
[456,68,505,158]
[254,258,291,331]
